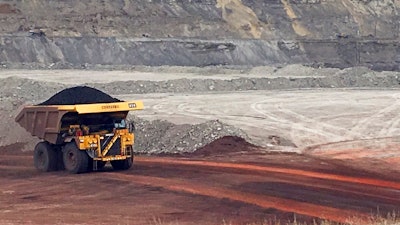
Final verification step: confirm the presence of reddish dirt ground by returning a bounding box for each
[1,138,400,225]
[0,3,18,14]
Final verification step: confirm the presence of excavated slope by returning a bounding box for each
[0,0,399,70]
[1,0,398,39]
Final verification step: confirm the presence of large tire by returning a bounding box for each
[33,141,58,172]
[62,142,89,174]
[110,157,133,170]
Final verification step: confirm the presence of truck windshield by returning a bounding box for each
[114,119,126,129]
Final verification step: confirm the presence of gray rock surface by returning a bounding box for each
[130,117,248,154]
[0,0,399,70]
[1,37,400,71]
[0,0,398,39]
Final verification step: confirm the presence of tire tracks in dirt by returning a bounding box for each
[135,157,400,204]
[1,158,399,204]
[2,153,399,223]
[351,93,400,137]
[138,90,400,150]
[0,164,32,170]
[3,154,400,189]
[3,154,400,191]
[251,98,362,147]
[99,156,400,223]
[135,157,400,190]
[101,172,369,224]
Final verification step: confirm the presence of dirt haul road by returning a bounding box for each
[1,142,400,225]
[1,68,400,224]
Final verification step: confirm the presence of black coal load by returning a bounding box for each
[38,86,121,105]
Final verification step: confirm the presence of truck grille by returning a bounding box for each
[106,139,121,156]
[100,135,121,156]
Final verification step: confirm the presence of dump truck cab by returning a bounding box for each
[15,101,143,173]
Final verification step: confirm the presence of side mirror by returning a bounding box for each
[128,122,135,132]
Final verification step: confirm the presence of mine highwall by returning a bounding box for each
[0,36,399,71]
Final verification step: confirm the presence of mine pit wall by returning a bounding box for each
[0,36,399,71]
[1,0,398,39]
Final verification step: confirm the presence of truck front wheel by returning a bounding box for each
[34,141,58,172]
[63,143,89,174]
[110,157,133,170]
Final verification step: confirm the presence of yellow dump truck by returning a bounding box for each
[15,101,144,173]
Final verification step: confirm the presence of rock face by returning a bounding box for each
[0,0,398,39]
[0,0,399,70]
[1,37,399,71]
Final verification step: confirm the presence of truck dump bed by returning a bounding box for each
[15,101,144,144]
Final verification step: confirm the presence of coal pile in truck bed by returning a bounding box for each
[38,86,121,105]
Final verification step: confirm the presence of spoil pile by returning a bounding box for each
[131,116,250,154]
[38,86,121,105]
[190,136,256,157]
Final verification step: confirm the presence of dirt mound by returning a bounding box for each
[190,136,257,157]
[0,143,29,155]
[131,117,251,155]
[38,86,121,105]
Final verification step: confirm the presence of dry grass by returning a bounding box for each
[226,212,400,225]
[151,212,400,225]
[345,212,400,225]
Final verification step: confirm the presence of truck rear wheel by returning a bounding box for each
[63,143,89,174]
[110,157,133,170]
[34,141,58,172]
